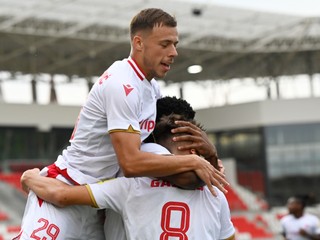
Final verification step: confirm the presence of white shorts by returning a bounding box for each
[15,191,104,240]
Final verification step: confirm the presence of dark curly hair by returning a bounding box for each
[144,96,196,143]
[156,96,195,123]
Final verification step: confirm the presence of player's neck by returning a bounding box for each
[130,54,151,81]
[293,211,303,218]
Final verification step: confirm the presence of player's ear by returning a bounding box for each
[132,35,143,51]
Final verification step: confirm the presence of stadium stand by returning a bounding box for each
[231,215,274,239]
[225,184,280,239]
[0,225,21,240]
[238,171,265,195]
[0,173,23,192]
[0,211,8,221]
[225,185,248,211]
[0,180,25,240]
[9,162,48,174]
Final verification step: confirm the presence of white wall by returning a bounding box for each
[196,97,320,131]
[1,97,320,132]
[0,103,80,131]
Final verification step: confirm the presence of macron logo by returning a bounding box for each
[123,84,134,96]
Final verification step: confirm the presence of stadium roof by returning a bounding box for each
[1,0,320,83]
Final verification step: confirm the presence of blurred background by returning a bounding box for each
[1,0,320,239]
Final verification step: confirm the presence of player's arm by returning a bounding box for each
[299,229,320,240]
[160,157,226,189]
[160,120,225,188]
[21,168,93,207]
[110,131,228,196]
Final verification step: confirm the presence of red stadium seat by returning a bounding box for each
[7,226,21,233]
[224,185,248,211]
[276,212,287,220]
[232,216,273,238]
[0,173,23,192]
[0,212,9,221]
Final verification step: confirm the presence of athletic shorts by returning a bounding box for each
[14,190,104,239]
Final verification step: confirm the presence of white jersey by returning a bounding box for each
[87,144,235,240]
[281,213,320,240]
[53,56,161,184]
[16,58,161,240]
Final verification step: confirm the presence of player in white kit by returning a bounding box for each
[20,114,235,240]
[281,195,320,240]
[15,8,228,240]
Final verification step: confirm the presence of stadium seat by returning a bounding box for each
[0,173,23,192]
[231,216,274,238]
[0,212,9,221]
[7,226,21,233]
[276,212,287,220]
[0,226,21,240]
[255,214,269,228]
[225,185,248,211]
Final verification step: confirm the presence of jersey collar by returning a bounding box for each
[127,56,146,81]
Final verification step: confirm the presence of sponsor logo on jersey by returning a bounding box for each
[123,84,134,96]
[98,71,111,85]
[150,179,204,190]
[139,119,155,132]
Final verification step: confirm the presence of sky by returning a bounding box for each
[1,0,320,109]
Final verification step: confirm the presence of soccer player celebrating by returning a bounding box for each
[16,8,227,240]
[21,114,235,240]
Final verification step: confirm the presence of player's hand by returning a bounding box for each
[299,229,308,237]
[20,168,40,193]
[192,155,229,196]
[172,120,218,168]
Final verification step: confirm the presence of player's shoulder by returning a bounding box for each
[204,186,227,203]
[305,213,320,221]
[108,58,145,86]
[117,177,151,191]
[95,58,139,90]
[280,214,292,223]
[214,186,226,198]
[107,58,132,77]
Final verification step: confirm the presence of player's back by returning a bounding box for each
[90,177,235,240]
[126,178,234,240]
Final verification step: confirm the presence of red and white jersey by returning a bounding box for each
[281,213,320,240]
[87,144,235,240]
[53,57,161,184]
